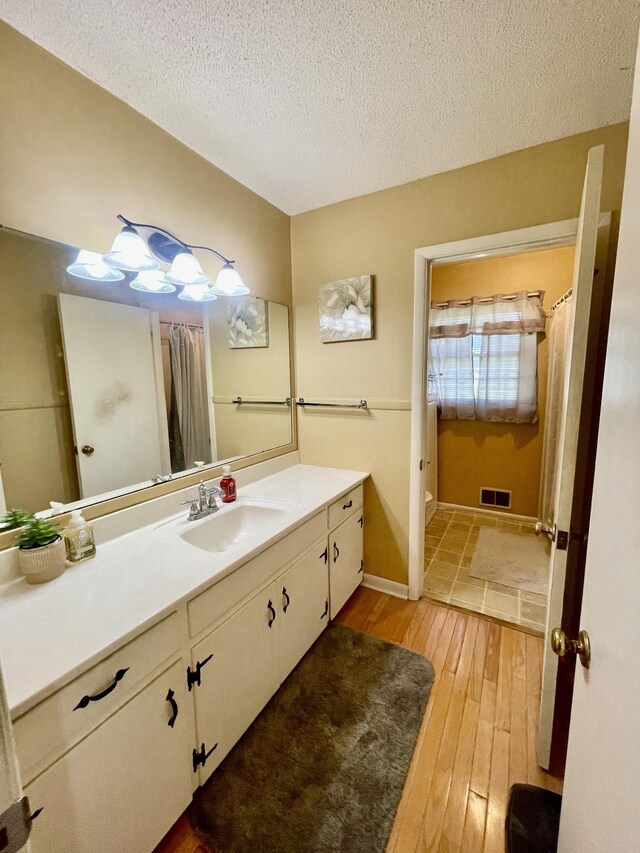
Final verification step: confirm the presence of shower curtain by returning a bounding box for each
[539,295,573,524]
[167,324,211,472]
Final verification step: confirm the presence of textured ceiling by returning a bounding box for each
[1,1,639,213]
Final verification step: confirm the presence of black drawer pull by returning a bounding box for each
[333,542,339,563]
[74,668,129,710]
[342,499,353,509]
[166,688,178,728]
[267,599,276,627]
[282,586,290,612]
[358,516,363,528]
[319,545,328,564]
[321,599,329,619]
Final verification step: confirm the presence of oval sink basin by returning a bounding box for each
[179,497,294,553]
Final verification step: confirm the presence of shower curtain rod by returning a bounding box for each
[551,288,573,311]
[432,290,541,308]
[159,320,204,330]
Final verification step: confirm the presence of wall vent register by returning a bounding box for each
[479,487,512,509]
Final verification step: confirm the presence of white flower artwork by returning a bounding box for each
[318,275,373,343]
[227,296,269,348]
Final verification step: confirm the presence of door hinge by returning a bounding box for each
[187,654,213,691]
[0,798,32,853]
[556,529,569,551]
[192,742,218,772]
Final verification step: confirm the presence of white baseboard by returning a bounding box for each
[362,573,409,600]
[437,502,538,525]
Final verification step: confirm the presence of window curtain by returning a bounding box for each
[539,295,573,524]
[167,324,211,471]
[429,291,546,423]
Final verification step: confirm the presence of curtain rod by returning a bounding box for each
[551,288,573,311]
[432,290,542,308]
[159,320,203,330]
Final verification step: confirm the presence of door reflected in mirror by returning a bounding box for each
[0,227,293,517]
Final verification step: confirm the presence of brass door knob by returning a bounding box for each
[551,627,591,669]
[535,521,557,542]
[81,445,95,456]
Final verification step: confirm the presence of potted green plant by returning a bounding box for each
[17,516,66,584]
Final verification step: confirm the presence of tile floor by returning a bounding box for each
[423,507,548,632]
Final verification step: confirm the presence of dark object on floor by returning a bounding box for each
[505,783,562,852]
[189,623,434,853]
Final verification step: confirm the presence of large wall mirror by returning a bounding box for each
[0,227,293,518]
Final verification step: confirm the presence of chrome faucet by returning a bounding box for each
[181,481,225,521]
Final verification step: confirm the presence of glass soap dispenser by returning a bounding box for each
[63,510,97,563]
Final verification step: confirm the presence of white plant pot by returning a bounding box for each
[18,536,66,584]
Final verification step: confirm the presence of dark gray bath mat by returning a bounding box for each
[189,622,434,853]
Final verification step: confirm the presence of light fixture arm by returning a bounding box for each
[116,214,235,265]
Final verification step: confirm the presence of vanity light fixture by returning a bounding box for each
[66,249,125,282]
[211,262,250,296]
[130,269,177,294]
[164,249,211,287]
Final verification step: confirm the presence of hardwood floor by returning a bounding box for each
[154,589,561,853]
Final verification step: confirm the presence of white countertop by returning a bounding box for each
[0,464,367,718]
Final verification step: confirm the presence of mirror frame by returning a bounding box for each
[0,227,297,551]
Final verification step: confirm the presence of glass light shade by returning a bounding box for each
[177,284,217,302]
[103,226,161,272]
[211,262,250,295]
[130,270,176,294]
[66,249,125,281]
[164,251,211,286]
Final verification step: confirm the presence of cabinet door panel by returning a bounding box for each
[278,538,329,680]
[191,583,280,783]
[329,512,364,618]
[26,660,192,853]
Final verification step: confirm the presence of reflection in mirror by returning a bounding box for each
[0,227,293,518]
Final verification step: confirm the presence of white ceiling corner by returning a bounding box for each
[1,0,639,214]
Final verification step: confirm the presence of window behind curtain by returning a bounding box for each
[429,292,546,424]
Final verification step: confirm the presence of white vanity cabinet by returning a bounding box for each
[189,536,330,784]
[25,660,193,853]
[328,488,364,618]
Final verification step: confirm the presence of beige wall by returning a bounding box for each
[0,21,292,307]
[0,22,292,516]
[431,246,575,517]
[291,124,628,585]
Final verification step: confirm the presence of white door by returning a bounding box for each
[59,294,170,498]
[191,582,280,784]
[0,662,30,852]
[278,538,329,680]
[329,512,364,618]
[537,144,604,767]
[557,55,640,852]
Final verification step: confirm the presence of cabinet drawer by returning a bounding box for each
[328,484,363,529]
[15,612,181,784]
[188,511,326,638]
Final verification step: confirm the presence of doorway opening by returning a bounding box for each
[422,244,575,631]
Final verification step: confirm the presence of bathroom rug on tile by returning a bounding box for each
[470,526,550,595]
[189,623,434,853]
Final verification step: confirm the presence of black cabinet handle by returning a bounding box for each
[187,654,213,691]
[333,542,339,563]
[342,499,353,509]
[321,599,329,619]
[320,546,328,564]
[267,599,276,627]
[282,586,290,612]
[358,516,363,528]
[166,688,178,728]
[74,668,129,710]
[192,742,218,772]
